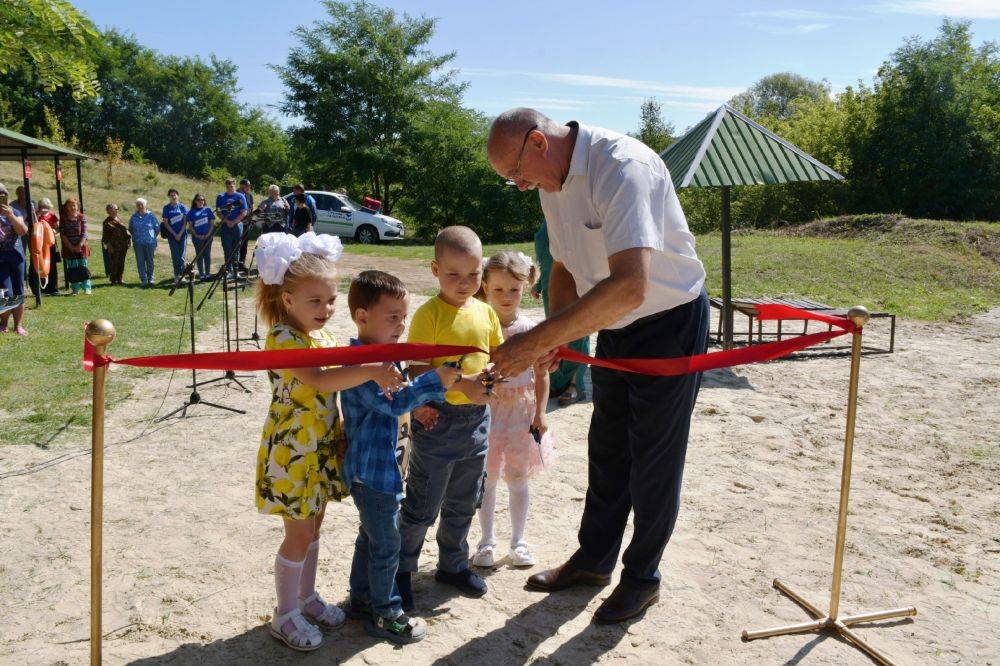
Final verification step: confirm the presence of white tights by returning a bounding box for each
[478,477,530,549]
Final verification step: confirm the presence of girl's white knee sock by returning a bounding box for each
[508,478,530,548]
[478,478,498,548]
[299,540,320,601]
[275,553,304,616]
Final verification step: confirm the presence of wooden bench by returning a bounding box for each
[709,296,896,353]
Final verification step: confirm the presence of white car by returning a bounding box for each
[285,190,405,243]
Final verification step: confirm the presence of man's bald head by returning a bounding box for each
[487,108,559,158]
[434,225,482,261]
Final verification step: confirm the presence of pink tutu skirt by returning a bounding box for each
[486,385,557,481]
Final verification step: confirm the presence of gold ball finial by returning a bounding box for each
[847,306,870,329]
[85,319,116,347]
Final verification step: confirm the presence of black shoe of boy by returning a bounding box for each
[346,596,372,620]
[435,568,488,597]
[395,571,415,612]
[365,613,427,645]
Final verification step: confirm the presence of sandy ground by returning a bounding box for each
[1,254,998,665]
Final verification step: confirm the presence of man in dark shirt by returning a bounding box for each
[237,179,255,272]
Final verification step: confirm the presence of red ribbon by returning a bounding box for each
[83,305,856,377]
[83,341,482,373]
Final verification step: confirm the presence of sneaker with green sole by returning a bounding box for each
[364,613,427,644]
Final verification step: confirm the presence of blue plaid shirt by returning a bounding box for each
[341,339,445,497]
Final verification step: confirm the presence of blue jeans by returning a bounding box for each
[399,402,490,574]
[349,483,403,619]
[167,233,187,278]
[220,223,242,275]
[133,243,156,285]
[192,235,213,278]
[570,290,710,590]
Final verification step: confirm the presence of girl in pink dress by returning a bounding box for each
[473,250,556,568]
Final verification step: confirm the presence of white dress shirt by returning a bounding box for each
[540,122,706,329]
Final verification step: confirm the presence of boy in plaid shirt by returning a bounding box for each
[340,270,465,644]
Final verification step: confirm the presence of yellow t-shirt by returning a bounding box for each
[407,295,504,405]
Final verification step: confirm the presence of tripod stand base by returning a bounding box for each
[187,370,253,393]
[741,578,916,666]
[156,391,246,422]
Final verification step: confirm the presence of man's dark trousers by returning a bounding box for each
[570,289,710,590]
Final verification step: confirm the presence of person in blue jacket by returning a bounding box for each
[186,193,216,281]
[215,178,247,278]
[162,188,188,281]
[285,183,317,231]
[129,198,159,288]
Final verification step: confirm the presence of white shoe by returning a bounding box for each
[300,591,346,629]
[471,543,496,568]
[510,543,535,567]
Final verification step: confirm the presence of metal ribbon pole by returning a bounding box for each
[87,319,115,665]
[741,306,917,666]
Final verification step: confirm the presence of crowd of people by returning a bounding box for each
[0,178,326,334]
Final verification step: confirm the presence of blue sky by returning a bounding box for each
[77,0,998,134]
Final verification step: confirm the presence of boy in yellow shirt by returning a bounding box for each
[396,226,502,611]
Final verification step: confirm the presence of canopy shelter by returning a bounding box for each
[0,126,96,307]
[660,104,843,348]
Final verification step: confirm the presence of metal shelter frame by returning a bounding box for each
[0,126,96,307]
[660,104,844,349]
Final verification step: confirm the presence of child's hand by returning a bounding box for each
[413,405,440,430]
[435,364,462,388]
[531,412,548,438]
[369,363,404,396]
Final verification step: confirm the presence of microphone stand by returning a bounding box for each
[156,233,245,421]
[237,209,283,348]
[194,210,257,393]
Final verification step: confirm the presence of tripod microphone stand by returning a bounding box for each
[156,239,245,422]
[236,209,283,348]
[194,212,258,393]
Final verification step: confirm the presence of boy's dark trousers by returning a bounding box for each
[569,290,710,590]
[398,402,490,574]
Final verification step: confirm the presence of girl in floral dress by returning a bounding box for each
[472,250,557,569]
[254,232,403,651]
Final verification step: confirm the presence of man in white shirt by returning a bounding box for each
[488,108,710,624]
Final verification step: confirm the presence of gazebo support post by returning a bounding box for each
[55,157,66,290]
[21,149,42,307]
[720,185,733,349]
[76,159,85,213]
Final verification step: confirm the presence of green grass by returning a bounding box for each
[0,249,225,447]
[347,220,1000,322]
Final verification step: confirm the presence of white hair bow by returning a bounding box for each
[255,232,343,285]
[516,251,534,268]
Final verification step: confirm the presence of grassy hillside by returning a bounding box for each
[0,157,221,216]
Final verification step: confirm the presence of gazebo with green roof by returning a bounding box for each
[0,126,95,307]
[660,103,844,348]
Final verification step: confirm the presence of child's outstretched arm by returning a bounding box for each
[287,363,403,394]
[358,365,461,417]
[532,361,551,436]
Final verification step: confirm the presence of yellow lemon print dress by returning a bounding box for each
[256,322,348,518]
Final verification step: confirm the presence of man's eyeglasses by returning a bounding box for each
[505,124,538,183]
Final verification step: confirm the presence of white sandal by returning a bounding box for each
[270,607,322,651]
[471,543,496,568]
[510,543,536,567]
[301,591,346,629]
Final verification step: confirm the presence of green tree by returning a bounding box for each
[0,0,100,99]
[730,72,829,121]
[397,102,542,241]
[631,98,675,154]
[856,20,998,219]
[274,0,464,213]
